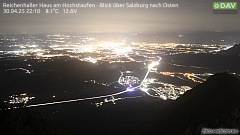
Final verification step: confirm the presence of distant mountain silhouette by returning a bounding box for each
[217,44,240,56]
[140,72,240,135]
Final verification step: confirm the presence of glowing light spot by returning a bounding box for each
[148,61,159,69]
[141,87,148,92]
[126,87,135,92]
[160,95,167,100]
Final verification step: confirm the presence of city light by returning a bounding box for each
[148,61,159,69]
[8,93,35,105]
[126,87,135,92]
[1,33,230,109]
[141,87,148,92]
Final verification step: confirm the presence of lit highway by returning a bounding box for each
[26,57,162,108]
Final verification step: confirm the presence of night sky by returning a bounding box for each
[0,0,240,33]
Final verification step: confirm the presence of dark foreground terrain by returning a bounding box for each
[1,72,240,135]
[140,72,240,135]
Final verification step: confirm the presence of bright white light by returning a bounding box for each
[29,45,38,48]
[92,59,97,63]
[148,61,159,69]
[98,42,125,49]
[160,95,167,100]
[126,87,135,92]
[32,49,43,52]
[84,57,97,63]
[113,47,132,54]
[36,53,43,56]
[141,87,148,92]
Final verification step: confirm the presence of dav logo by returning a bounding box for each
[213,2,237,10]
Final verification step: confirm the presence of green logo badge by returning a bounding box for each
[213,2,237,10]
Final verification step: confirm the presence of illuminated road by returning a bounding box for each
[26,89,129,107]
[26,57,162,108]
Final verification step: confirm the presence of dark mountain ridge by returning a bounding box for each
[217,43,240,56]
[1,73,240,135]
[140,72,240,135]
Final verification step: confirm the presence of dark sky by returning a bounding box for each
[0,0,240,33]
